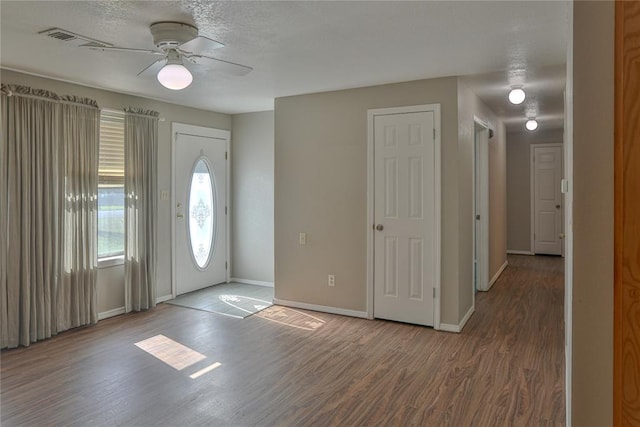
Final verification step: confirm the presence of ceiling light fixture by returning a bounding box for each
[525,119,539,131]
[157,51,193,90]
[508,87,526,105]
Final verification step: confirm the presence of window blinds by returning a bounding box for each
[98,110,125,187]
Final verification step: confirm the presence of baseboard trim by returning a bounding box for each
[231,278,274,288]
[98,307,125,321]
[486,260,509,291]
[156,294,173,304]
[507,250,534,255]
[273,298,368,319]
[438,305,474,333]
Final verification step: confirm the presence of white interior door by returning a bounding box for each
[373,110,437,326]
[173,126,228,296]
[474,122,489,292]
[532,145,563,255]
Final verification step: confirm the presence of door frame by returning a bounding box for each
[171,122,231,299]
[614,1,640,422]
[529,143,563,255]
[473,116,490,293]
[365,104,441,329]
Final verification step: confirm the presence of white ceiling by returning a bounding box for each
[1,1,568,130]
[463,63,567,132]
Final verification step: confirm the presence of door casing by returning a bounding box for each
[171,122,231,299]
[366,104,441,330]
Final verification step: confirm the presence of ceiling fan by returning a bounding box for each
[86,22,252,90]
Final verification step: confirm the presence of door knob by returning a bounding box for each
[375,224,384,231]
[556,204,561,209]
[559,233,565,239]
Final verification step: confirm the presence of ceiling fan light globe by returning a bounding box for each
[525,119,539,131]
[508,88,526,105]
[157,64,193,90]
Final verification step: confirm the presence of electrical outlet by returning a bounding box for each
[299,232,307,245]
[328,274,335,287]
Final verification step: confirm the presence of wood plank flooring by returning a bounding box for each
[1,255,564,426]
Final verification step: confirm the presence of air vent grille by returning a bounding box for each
[47,31,77,41]
[38,28,112,48]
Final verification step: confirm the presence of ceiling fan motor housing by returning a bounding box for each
[150,22,198,50]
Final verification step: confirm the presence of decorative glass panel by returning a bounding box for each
[188,159,216,269]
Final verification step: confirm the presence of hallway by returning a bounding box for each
[1,255,564,426]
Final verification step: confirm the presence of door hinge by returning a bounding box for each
[225,151,228,160]
[433,288,436,299]
[225,261,228,270]
[433,129,436,139]
[225,206,228,215]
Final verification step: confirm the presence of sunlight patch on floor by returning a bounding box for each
[189,362,222,379]
[134,334,206,371]
[135,334,223,380]
[255,306,326,331]
[219,294,272,315]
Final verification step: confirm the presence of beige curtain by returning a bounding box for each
[124,108,158,312]
[58,98,100,330]
[0,85,99,348]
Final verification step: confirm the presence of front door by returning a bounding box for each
[173,126,228,295]
[373,109,438,326]
[532,145,563,255]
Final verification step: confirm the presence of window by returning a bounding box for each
[188,158,216,269]
[98,110,125,263]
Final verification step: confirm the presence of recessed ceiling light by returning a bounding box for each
[508,88,526,105]
[525,119,539,131]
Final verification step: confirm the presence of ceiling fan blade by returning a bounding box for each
[137,58,166,77]
[186,54,252,76]
[179,36,224,55]
[86,46,165,56]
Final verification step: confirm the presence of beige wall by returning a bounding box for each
[0,69,231,314]
[572,1,614,425]
[488,121,507,279]
[231,111,275,283]
[274,76,478,325]
[457,79,507,305]
[506,129,564,253]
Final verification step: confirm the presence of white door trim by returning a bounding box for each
[366,104,441,330]
[473,116,490,293]
[529,143,563,255]
[564,6,573,424]
[171,122,231,299]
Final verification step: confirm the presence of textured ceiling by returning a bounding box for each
[463,64,567,132]
[1,0,568,130]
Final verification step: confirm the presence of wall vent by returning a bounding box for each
[38,28,112,48]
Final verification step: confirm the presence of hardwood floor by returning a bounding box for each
[1,255,564,426]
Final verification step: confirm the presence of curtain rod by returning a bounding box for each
[102,107,165,122]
